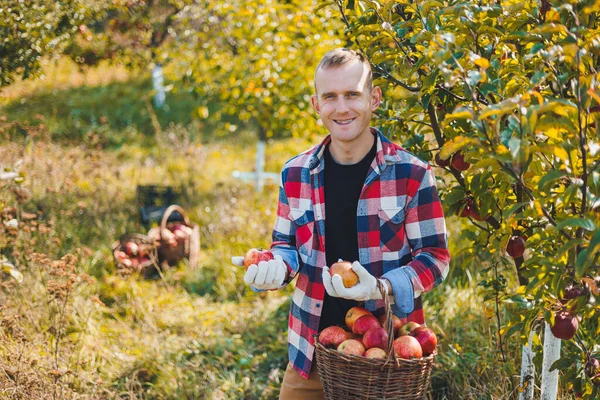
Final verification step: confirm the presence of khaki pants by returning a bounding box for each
[279,362,324,400]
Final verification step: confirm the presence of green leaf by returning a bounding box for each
[538,170,565,191]
[550,358,573,372]
[556,218,596,231]
[575,249,589,280]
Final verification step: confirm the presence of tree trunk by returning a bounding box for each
[540,322,561,400]
[152,64,165,109]
[518,330,535,400]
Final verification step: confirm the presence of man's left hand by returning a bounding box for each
[322,261,385,301]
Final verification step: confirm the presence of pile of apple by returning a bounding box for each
[318,306,438,361]
[148,223,193,250]
[114,240,153,269]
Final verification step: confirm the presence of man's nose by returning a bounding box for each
[335,98,350,113]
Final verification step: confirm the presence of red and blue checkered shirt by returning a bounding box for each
[270,129,450,379]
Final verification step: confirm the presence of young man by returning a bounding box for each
[233,48,450,399]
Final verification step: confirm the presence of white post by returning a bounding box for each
[519,330,536,400]
[540,322,561,400]
[255,140,266,191]
[152,64,166,109]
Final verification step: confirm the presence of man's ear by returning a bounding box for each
[311,94,320,114]
[371,86,382,110]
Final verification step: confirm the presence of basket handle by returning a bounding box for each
[160,204,189,232]
[379,280,400,368]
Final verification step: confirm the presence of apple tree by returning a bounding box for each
[319,0,600,396]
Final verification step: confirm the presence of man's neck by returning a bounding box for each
[328,130,375,165]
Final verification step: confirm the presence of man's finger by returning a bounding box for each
[351,261,373,281]
[255,261,269,285]
[322,268,338,297]
[232,256,245,267]
[274,262,286,286]
[331,274,350,297]
[244,264,258,285]
[265,261,277,285]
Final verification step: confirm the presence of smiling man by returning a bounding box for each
[235,48,451,399]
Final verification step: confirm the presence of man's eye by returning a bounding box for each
[324,95,335,100]
[347,93,359,98]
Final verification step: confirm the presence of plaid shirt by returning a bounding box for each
[270,129,450,379]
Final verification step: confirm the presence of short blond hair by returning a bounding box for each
[314,48,373,91]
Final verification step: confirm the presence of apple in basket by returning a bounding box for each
[171,223,192,243]
[378,314,403,337]
[362,326,388,350]
[337,339,365,356]
[345,306,372,331]
[397,321,421,337]
[364,347,387,359]
[124,241,138,256]
[318,326,349,349]
[393,336,423,359]
[410,327,438,356]
[352,314,380,336]
[160,228,178,247]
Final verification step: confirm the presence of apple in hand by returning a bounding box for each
[243,248,274,270]
[337,339,365,356]
[330,260,359,288]
[318,326,349,349]
[352,314,381,336]
[397,321,421,337]
[362,326,389,350]
[365,347,387,359]
[410,326,438,356]
[550,311,579,340]
[345,306,372,331]
[393,336,423,359]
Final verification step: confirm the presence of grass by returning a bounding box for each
[0,58,579,399]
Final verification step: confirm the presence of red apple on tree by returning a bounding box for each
[435,152,450,168]
[451,151,470,171]
[362,326,389,350]
[393,336,423,359]
[352,314,381,336]
[345,306,372,331]
[243,248,274,270]
[410,326,438,356]
[330,260,359,288]
[506,236,526,258]
[550,311,579,340]
[318,326,349,349]
[585,357,599,378]
[337,339,365,356]
[397,321,421,337]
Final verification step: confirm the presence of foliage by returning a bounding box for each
[0,0,107,87]
[319,0,600,396]
[171,0,343,140]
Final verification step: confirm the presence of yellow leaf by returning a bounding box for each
[474,57,490,69]
[552,146,568,161]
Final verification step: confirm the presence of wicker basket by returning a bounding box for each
[315,282,436,400]
[112,233,160,278]
[153,205,200,269]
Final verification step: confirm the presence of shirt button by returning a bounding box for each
[316,303,321,308]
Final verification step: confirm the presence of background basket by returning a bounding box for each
[154,205,200,269]
[112,233,159,278]
[315,282,435,399]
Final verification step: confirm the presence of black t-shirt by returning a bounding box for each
[318,136,377,331]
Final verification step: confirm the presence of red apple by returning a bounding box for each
[451,151,470,171]
[585,357,599,378]
[506,236,526,258]
[345,306,372,331]
[378,314,403,337]
[318,326,349,349]
[362,326,389,350]
[243,248,274,270]
[115,250,128,261]
[364,347,387,359]
[393,336,423,359]
[410,326,438,356]
[330,260,359,288]
[337,339,365,357]
[352,314,381,336]
[550,311,579,340]
[435,152,450,168]
[397,321,421,337]
[124,241,138,256]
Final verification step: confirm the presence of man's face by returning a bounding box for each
[311,60,381,145]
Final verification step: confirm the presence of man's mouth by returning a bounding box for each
[334,118,355,125]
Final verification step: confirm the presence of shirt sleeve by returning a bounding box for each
[269,169,301,286]
[382,165,450,313]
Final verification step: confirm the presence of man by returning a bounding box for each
[233,48,450,399]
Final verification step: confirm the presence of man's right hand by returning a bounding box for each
[232,255,287,290]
